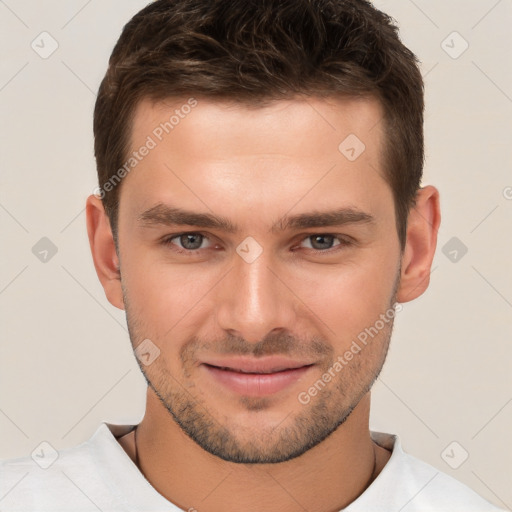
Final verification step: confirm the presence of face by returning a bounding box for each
[116,95,402,463]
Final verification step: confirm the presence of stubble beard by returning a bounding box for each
[123,274,400,464]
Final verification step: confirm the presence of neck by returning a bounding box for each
[123,390,390,512]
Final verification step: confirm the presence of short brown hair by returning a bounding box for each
[94,0,424,250]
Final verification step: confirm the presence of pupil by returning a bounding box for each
[182,234,202,250]
[311,235,333,250]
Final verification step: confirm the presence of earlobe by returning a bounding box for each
[396,185,441,303]
[85,194,125,310]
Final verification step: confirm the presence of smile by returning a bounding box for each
[201,360,314,397]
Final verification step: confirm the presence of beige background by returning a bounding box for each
[1,0,511,509]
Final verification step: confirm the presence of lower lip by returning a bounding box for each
[202,364,313,397]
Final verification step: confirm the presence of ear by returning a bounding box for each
[85,194,125,310]
[396,185,441,303]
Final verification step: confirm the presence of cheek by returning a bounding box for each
[122,251,215,333]
[291,255,397,344]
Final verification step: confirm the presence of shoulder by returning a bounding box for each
[358,432,506,512]
[400,452,503,511]
[0,423,119,511]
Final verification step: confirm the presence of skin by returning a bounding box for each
[86,95,440,512]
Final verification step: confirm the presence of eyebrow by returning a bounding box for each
[137,203,375,234]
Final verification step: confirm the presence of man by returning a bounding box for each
[0,0,504,510]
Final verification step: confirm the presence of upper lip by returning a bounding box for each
[202,356,314,374]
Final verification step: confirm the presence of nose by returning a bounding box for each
[215,247,297,344]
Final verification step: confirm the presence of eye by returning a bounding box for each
[298,234,351,252]
[162,232,213,253]
[161,232,352,257]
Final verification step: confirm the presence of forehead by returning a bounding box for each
[120,95,392,228]
[130,94,384,156]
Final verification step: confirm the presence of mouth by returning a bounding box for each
[205,364,312,374]
[200,357,315,397]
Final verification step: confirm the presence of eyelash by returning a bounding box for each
[160,232,353,256]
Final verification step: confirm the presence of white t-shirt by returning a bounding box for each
[0,423,505,511]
